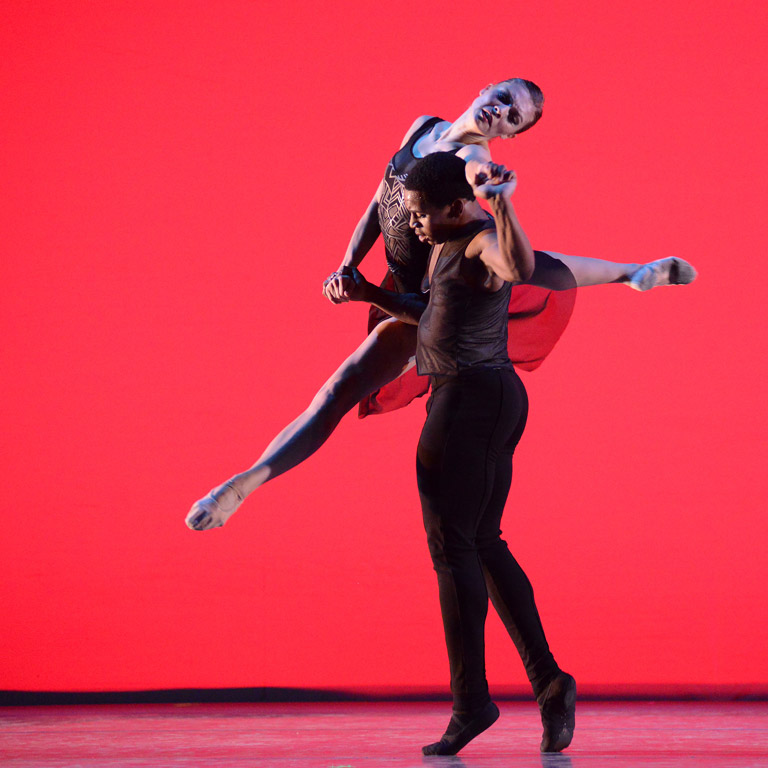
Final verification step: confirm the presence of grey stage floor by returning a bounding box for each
[1,700,767,767]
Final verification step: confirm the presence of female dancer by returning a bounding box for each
[186,77,695,531]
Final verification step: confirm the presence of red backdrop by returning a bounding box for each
[2,0,766,694]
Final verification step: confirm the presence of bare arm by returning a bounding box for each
[468,163,535,283]
[457,143,492,186]
[338,182,384,271]
[324,187,381,304]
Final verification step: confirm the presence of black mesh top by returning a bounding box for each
[417,219,513,376]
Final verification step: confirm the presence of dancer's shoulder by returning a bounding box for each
[398,115,435,148]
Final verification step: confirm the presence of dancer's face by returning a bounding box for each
[404,190,457,245]
[469,81,537,139]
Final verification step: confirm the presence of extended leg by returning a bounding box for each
[186,318,417,530]
[540,250,638,286]
[529,250,696,290]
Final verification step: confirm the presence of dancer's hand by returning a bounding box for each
[472,162,518,199]
[340,266,371,302]
[323,267,355,304]
[322,266,369,303]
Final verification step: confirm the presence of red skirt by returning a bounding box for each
[358,272,576,418]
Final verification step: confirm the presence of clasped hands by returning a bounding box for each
[322,265,369,304]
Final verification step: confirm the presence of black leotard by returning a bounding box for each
[378,117,444,293]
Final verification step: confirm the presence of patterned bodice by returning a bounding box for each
[377,117,445,293]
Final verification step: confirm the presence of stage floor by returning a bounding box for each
[1,701,766,767]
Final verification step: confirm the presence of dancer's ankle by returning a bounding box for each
[236,465,271,496]
[421,701,499,756]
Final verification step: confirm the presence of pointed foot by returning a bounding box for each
[627,257,697,291]
[186,480,244,530]
[422,701,500,756]
[538,672,576,753]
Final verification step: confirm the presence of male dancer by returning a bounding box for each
[340,152,576,755]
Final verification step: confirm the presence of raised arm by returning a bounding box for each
[456,143,492,186]
[467,162,535,283]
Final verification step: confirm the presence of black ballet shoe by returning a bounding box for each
[421,701,500,756]
[537,672,576,753]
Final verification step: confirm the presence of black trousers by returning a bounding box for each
[417,366,559,713]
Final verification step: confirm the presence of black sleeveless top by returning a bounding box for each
[378,117,446,294]
[416,219,512,376]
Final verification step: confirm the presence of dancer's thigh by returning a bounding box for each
[417,374,501,535]
[317,318,417,406]
[418,370,527,541]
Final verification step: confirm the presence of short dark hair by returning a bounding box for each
[505,78,544,134]
[403,152,475,208]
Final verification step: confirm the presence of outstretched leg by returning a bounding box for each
[186,318,417,530]
[531,250,696,290]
